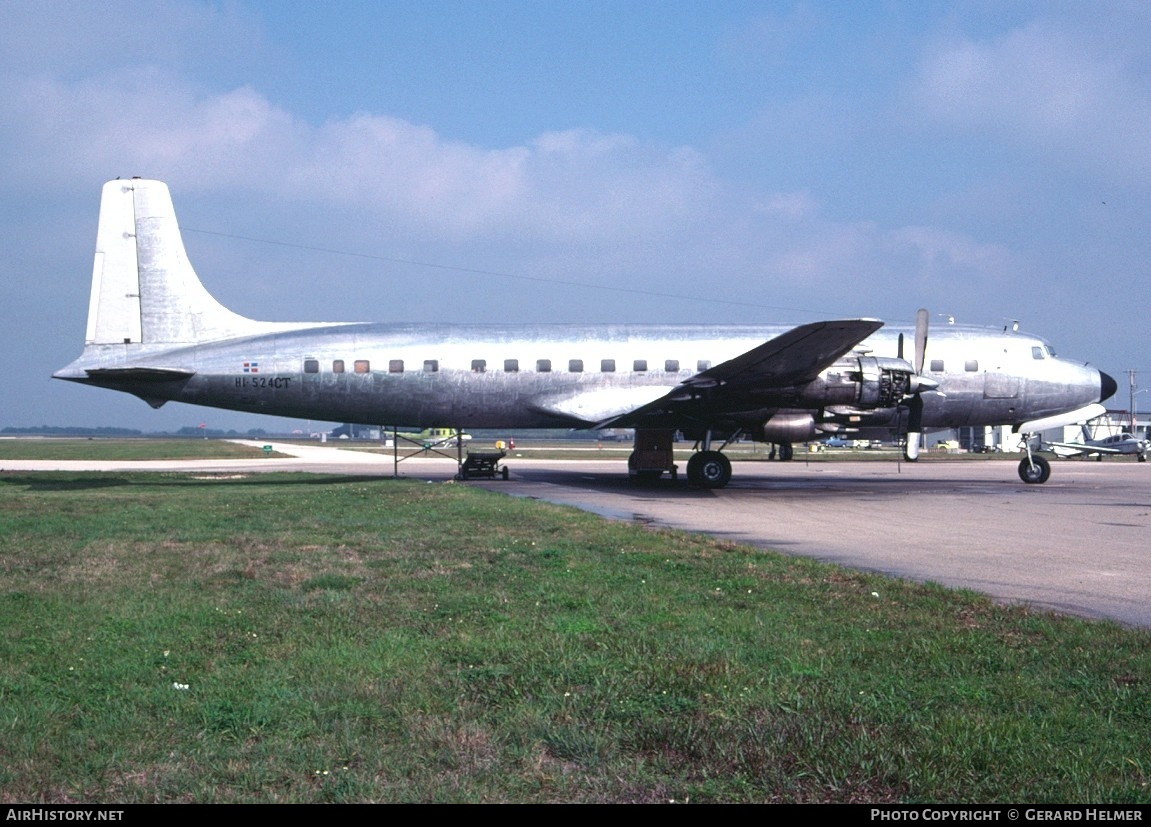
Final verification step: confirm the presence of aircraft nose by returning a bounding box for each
[1100,371,1118,403]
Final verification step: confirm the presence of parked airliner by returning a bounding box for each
[54,179,1116,487]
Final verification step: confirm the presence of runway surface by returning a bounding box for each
[5,442,1149,627]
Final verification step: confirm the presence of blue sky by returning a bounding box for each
[2,1,1149,431]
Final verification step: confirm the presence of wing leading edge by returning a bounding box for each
[594,319,883,429]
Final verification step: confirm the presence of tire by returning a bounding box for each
[779,442,794,462]
[1018,455,1051,484]
[687,451,732,489]
[501,466,509,480]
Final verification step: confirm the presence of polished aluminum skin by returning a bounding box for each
[55,180,1115,476]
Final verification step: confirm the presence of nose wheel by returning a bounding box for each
[1017,436,1051,484]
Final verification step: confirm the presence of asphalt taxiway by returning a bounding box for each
[5,443,1149,628]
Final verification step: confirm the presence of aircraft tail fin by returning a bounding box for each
[84,178,275,347]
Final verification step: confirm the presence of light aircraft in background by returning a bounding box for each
[54,179,1117,488]
[396,427,472,448]
[1044,424,1148,462]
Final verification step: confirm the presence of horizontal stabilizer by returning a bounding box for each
[84,367,197,382]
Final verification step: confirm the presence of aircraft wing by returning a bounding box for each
[685,318,883,389]
[1046,442,1122,456]
[593,319,883,429]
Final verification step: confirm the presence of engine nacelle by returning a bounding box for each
[755,411,816,443]
[798,355,916,409]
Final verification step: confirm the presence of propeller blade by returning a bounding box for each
[908,392,924,433]
[914,308,929,375]
[905,431,922,461]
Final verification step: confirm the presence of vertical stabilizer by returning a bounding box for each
[85,178,271,346]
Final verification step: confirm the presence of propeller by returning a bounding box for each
[904,309,930,461]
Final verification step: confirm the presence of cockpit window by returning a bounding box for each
[1032,346,1045,360]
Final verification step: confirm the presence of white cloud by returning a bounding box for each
[914,18,1151,184]
[0,0,1074,332]
[888,226,1018,291]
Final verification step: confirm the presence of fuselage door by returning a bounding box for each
[984,373,1020,399]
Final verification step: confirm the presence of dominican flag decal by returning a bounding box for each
[242,361,260,374]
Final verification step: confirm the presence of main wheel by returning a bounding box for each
[686,451,732,489]
[1018,455,1051,484]
[779,442,794,462]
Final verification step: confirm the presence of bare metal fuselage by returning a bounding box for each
[52,178,1115,488]
[61,320,1106,437]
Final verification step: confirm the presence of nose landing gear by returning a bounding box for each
[1018,435,1051,484]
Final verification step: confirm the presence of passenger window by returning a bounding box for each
[665,359,680,372]
[697,360,711,372]
[355,360,372,373]
[633,359,647,372]
[569,359,584,373]
[536,359,552,372]
[423,360,438,373]
[304,359,319,374]
[471,359,486,373]
[965,360,978,372]
[601,359,615,373]
[386,360,402,374]
[504,359,519,373]
[332,360,345,374]
[930,360,944,373]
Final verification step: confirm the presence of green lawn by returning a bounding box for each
[0,439,283,461]
[1,472,1147,802]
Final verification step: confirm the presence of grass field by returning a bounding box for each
[0,439,285,461]
[1,471,1149,803]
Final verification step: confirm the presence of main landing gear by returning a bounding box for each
[628,428,787,489]
[685,429,744,489]
[686,450,731,489]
